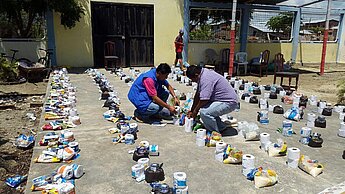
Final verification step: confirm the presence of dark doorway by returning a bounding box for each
[91,2,154,68]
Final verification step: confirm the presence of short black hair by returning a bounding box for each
[156,63,172,74]
[186,65,202,79]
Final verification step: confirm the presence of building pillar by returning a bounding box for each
[240,6,250,52]
[46,10,57,66]
[336,13,345,63]
[291,9,301,63]
[183,0,190,64]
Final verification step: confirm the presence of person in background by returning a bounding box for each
[174,29,185,70]
[128,63,180,123]
[186,65,238,133]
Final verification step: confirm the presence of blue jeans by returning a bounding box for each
[134,90,169,122]
[200,101,237,132]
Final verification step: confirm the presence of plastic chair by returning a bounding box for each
[234,52,248,75]
[104,41,120,71]
[273,53,299,90]
[249,50,270,77]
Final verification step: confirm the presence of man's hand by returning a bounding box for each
[174,96,180,106]
[168,105,177,114]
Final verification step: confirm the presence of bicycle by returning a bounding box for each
[16,48,53,68]
[1,49,20,63]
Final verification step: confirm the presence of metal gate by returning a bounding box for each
[91,2,154,68]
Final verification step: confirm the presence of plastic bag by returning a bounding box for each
[241,122,260,141]
[6,175,27,188]
[15,134,35,148]
[206,131,223,147]
[283,107,300,121]
[298,155,324,177]
[253,168,278,188]
[223,145,243,164]
[268,139,287,157]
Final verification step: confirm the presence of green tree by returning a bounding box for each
[0,0,85,38]
[266,12,293,36]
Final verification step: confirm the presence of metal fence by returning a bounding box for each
[300,12,340,42]
[248,10,294,43]
[189,8,241,43]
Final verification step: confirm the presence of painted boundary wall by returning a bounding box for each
[54,0,184,67]
[0,40,46,62]
[188,42,338,65]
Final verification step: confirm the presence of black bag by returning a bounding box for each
[241,93,250,100]
[103,99,114,107]
[249,96,258,104]
[230,81,235,88]
[285,90,293,96]
[145,163,165,183]
[273,106,284,114]
[269,92,277,99]
[314,116,326,128]
[109,103,120,111]
[176,75,181,82]
[322,108,332,116]
[100,85,110,92]
[114,111,125,119]
[239,84,244,90]
[308,133,323,148]
[151,183,173,194]
[300,96,308,103]
[299,101,307,108]
[101,91,110,100]
[253,87,261,95]
[133,146,149,162]
[275,87,283,94]
[264,85,271,91]
[179,93,186,100]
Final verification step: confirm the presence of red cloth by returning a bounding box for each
[175,35,184,52]
[143,77,157,97]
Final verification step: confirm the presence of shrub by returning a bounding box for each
[0,57,19,82]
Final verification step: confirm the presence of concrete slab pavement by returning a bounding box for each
[25,68,345,194]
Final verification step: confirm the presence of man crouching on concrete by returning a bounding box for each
[186,65,238,133]
[128,63,180,123]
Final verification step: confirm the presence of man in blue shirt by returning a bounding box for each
[128,63,179,123]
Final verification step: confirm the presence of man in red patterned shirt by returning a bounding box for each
[174,29,185,70]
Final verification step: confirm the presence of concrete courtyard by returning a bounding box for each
[25,68,345,194]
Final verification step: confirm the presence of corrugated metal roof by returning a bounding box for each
[239,0,288,4]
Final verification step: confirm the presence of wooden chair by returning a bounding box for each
[234,52,248,75]
[273,53,299,90]
[249,50,270,77]
[204,48,218,71]
[104,41,120,71]
[220,48,230,74]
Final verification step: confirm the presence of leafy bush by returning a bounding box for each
[337,80,345,104]
[0,57,19,82]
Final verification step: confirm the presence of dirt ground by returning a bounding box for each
[0,82,46,194]
[243,63,345,104]
[0,63,344,193]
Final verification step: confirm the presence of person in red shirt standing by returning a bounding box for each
[174,29,185,70]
